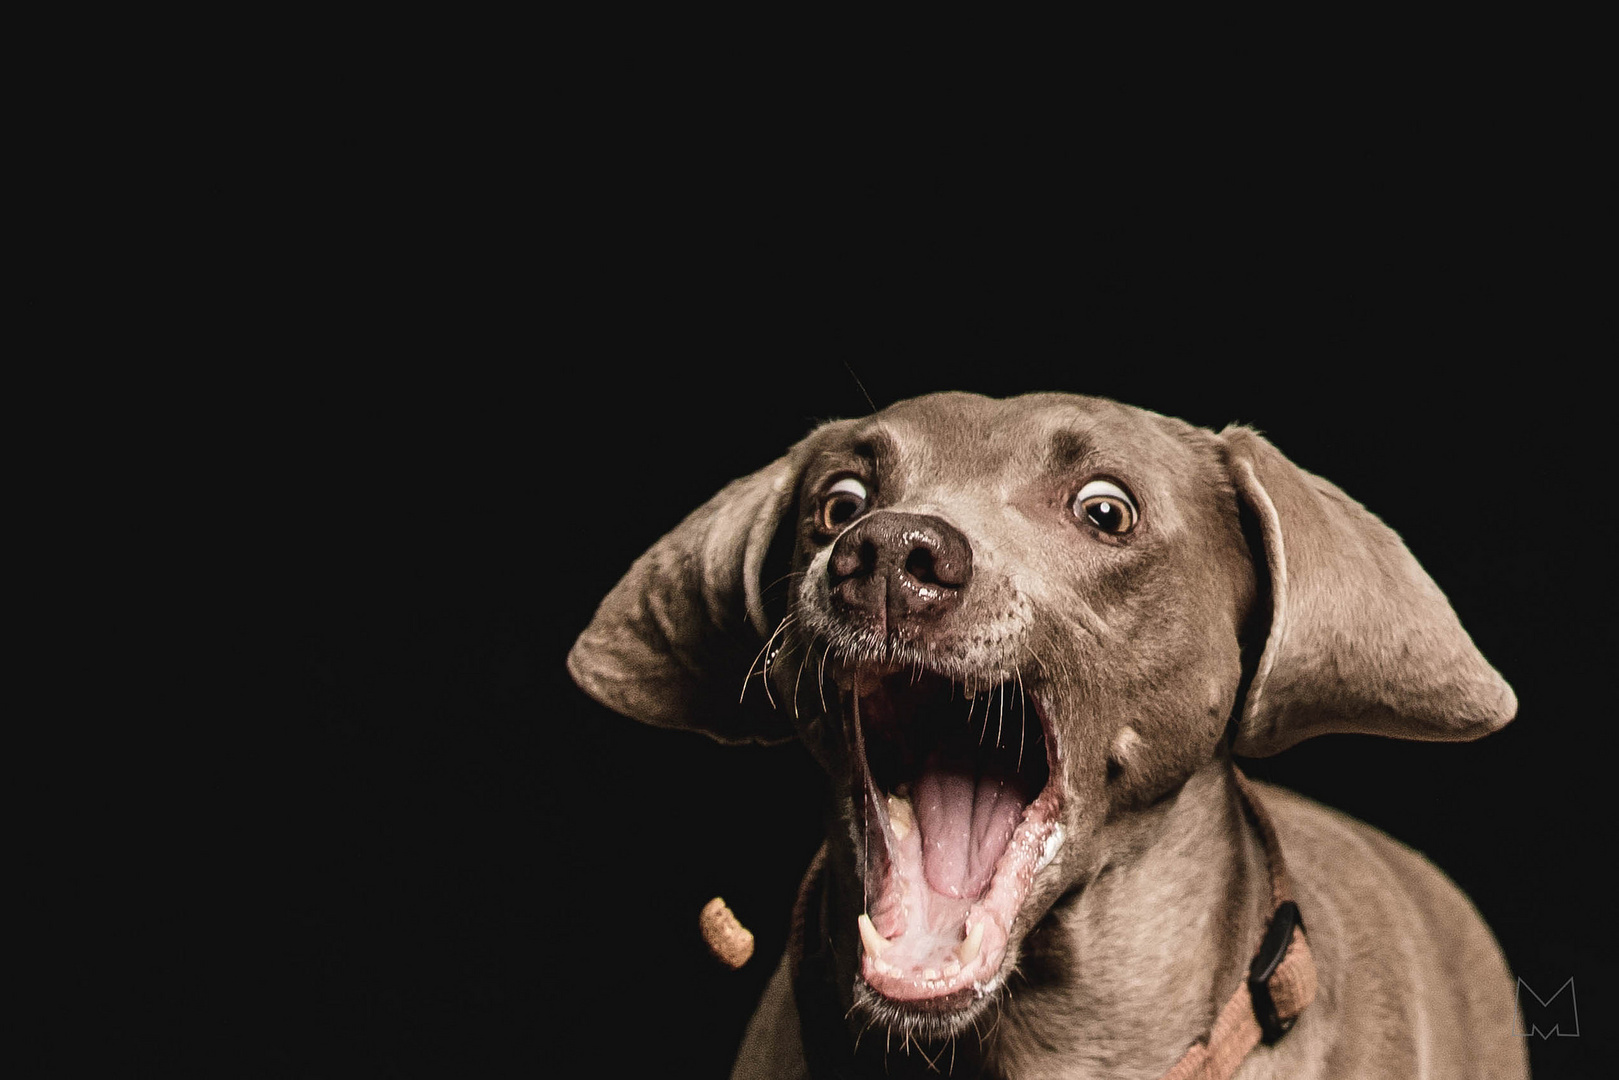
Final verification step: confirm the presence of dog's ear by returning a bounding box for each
[568,428,840,745]
[1221,426,1516,757]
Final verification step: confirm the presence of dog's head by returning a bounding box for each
[568,391,1514,1036]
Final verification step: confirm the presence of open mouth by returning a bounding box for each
[838,665,1063,1006]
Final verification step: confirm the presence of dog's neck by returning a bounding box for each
[803,758,1271,1079]
[985,759,1271,1078]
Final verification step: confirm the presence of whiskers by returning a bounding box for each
[740,613,800,709]
[849,979,1001,1076]
[739,613,838,723]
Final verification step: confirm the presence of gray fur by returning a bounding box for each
[569,392,1524,1079]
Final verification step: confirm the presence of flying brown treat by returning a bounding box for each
[700,897,754,969]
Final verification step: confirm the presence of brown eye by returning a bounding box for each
[1073,479,1137,534]
[818,477,869,532]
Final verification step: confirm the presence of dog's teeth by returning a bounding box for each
[874,957,892,975]
[1035,824,1066,874]
[923,967,939,980]
[886,793,914,842]
[958,921,985,965]
[943,959,961,977]
[858,913,892,958]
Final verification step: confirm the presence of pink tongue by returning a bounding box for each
[913,750,1027,899]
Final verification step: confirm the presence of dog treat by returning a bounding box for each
[700,896,754,969]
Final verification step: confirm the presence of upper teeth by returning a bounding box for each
[1036,824,1066,874]
[886,793,914,841]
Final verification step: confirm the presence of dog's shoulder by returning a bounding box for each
[1253,780,1496,940]
[1247,782,1527,1079]
[730,954,809,1080]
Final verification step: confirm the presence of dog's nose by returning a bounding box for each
[828,512,972,629]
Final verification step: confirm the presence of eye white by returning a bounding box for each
[1074,480,1134,511]
[827,477,868,500]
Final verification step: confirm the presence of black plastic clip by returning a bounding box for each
[1248,900,1304,1043]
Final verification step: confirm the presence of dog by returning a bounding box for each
[568,392,1525,1079]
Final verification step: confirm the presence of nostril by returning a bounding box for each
[905,536,969,588]
[905,546,937,583]
[859,540,878,573]
[831,537,880,581]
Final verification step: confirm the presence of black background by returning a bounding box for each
[249,86,1614,1077]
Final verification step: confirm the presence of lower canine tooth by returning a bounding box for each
[858,913,892,958]
[958,921,985,965]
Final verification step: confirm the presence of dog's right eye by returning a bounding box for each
[818,477,870,533]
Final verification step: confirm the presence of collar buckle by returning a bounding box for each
[1248,899,1304,1043]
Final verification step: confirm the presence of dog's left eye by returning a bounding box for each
[1074,479,1137,534]
[818,477,870,533]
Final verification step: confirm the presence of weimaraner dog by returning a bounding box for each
[569,392,1525,1079]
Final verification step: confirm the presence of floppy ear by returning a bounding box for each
[1222,426,1516,757]
[567,431,834,745]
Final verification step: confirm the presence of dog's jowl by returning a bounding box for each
[569,393,1525,1080]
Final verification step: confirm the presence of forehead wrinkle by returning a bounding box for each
[855,397,1204,518]
[841,421,897,460]
[887,412,1058,483]
[809,422,896,483]
[864,420,995,487]
[1043,423,1112,475]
